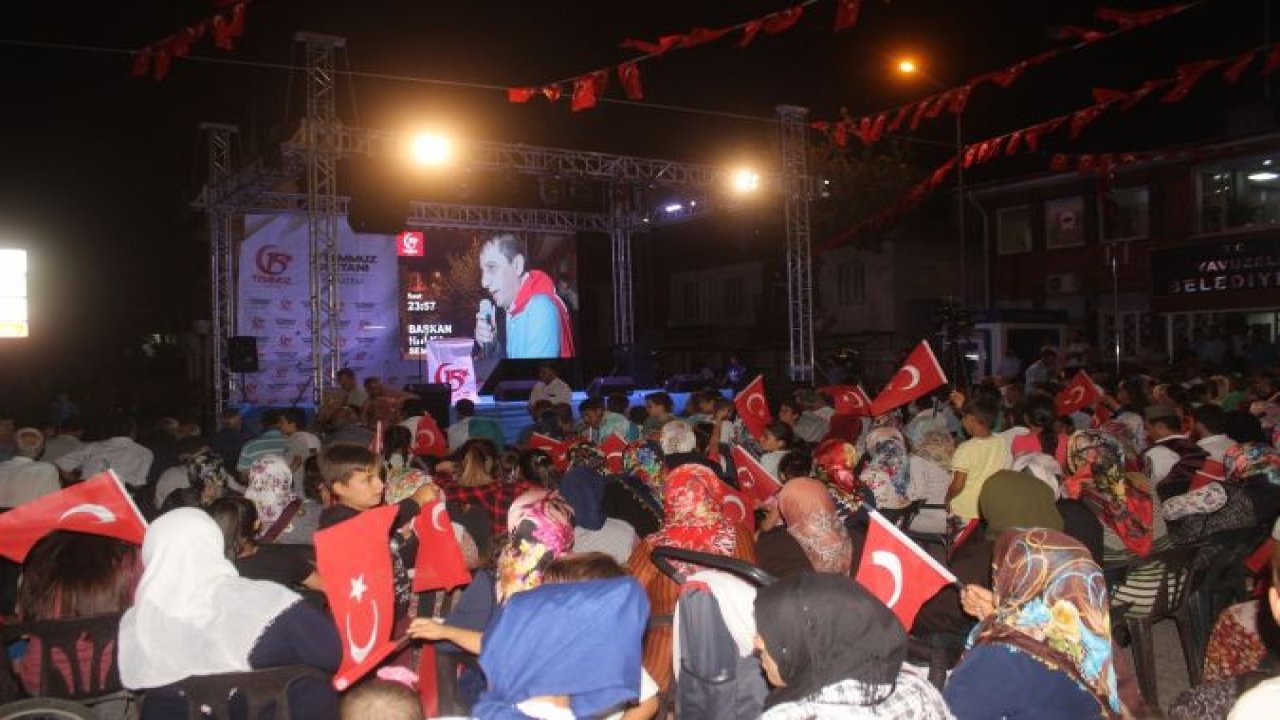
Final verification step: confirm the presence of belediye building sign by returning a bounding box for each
[1153,236,1280,296]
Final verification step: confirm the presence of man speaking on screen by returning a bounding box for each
[474,233,576,359]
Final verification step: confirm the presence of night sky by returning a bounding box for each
[0,0,1272,385]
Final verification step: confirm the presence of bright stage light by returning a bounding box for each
[410,133,453,166]
[897,58,918,74]
[731,168,761,194]
[663,203,684,213]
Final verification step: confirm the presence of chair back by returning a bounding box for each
[649,547,777,587]
[4,612,124,701]
[1133,544,1200,619]
[169,665,328,720]
[257,499,304,543]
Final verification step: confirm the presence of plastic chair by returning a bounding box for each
[164,665,329,720]
[1108,544,1201,706]
[649,547,778,587]
[0,697,96,719]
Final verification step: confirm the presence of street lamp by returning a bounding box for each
[896,57,967,307]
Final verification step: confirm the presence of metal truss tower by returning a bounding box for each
[777,105,815,383]
[297,32,345,404]
[199,122,239,416]
[609,187,635,347]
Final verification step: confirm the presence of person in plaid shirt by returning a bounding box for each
[436,439,533,537]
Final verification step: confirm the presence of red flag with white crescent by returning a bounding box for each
[854,509,957,629]
[529,433,576,471]
[315,504,401,690]
[869,341,948,416]
[1055,370,1102,417]
[820,384,874,417]
[412,414,448,458]
[598,433,628,475]
[720,485,756,532]
[730,445,782,503]
[733,375,773,441]
[412,501,472,592]
[0,470,147,562]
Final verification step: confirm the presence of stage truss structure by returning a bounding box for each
[198,33,816,411]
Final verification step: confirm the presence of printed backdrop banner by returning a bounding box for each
[427,339,479,403]
[236,214,419,406]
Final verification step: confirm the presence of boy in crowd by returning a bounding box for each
[947,394,1011,528]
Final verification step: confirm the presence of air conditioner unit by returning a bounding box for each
[1045,273,1079,295]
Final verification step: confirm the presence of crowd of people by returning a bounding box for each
[2,349,1280,719]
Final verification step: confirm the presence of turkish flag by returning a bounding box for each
[1189,458,1226,492]
[734,375,773,441]
[315,504,401,690]
[820,384,874,417]
[412,414,448,458]
[1055,370,1102,417]
[854,510,957,629]
[0,471,147,563]
[599,434,628,475]
[720,485,756,532]
[412,501,472,592]
[869,341,948,416]
[529,433,575,471]
[730,445,782,502]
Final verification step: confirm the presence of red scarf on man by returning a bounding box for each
[509,270,575,357]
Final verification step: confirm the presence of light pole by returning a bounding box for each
[897,58,966,307]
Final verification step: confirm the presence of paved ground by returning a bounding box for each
[1146,620,1194,718]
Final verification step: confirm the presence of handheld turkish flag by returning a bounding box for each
[1190,457,1226,492]
[734,375,773,441]
[820,384,874,417]
[0,471,147,563]
[529,433,575,471]
[720,485,756,532]
[315,504,401,690]
[599,434,628,475]
[1055,370,1102,417]
[412,501,472,592]
[730,445,782,502]
[869,341,948,416]
[412,414,448,458]
[855,509,957,629]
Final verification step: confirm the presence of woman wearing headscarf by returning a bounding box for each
[913,469,1065,637]
[118,508,340,719]
[812,440,869,526]
[558,466,638,565]
[245,453,302,542]
[756,477,853,579]
[908,429,956,534]
[600,441,665,537]
[628,464,756,692]
[474,577,650,720]
[1063,429,1161,559]
[859,427,914,515]
[754,572,952,719]
[944,528,1123,720]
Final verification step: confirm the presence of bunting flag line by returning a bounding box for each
[812,2,1196,146]
[824,37,1280,249]
[131,1,251,81]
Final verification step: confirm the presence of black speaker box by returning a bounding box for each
[228,336,259,373]
[405,383,452,429]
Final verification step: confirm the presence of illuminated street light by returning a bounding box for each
[410,133,452,166]
[897,58,918,75]
[731,168,761,194]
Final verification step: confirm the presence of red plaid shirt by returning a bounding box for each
[436,477,534,537]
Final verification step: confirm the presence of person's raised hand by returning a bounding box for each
[474,313,495,345]
[960,584,996,621]
[407,617,450,641]
[411,481,441,507]
[949,390,967,410]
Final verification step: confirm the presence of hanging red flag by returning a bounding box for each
[733,375,773,441]
[571,70,609,112]
[412,501,472,592]
[617,62,644,100]
[834,0,862,31]
[739,19,765,47]
[620,35,684,56]
[820,385,874,417]
[153,48,172,81]
[131,48,152,78]
[315,504,401,690]
[541,85,563,102]
[763,6,805,34]
[1056,25,1106,43]
[0,471,148,563]
[412,414,449,458]
[1055,371,1103,417]
[599,434,628,475]
[1223,50,1258,84]
[1264,45,1280,75]
[869,341,948,416]
[227,2,247,38]
[507,87,537,103]
[1095,4,1188,29]
[730,445,782,502]
[1162,59,1226,103]
[720,485,756,532]
[1069,105,1107,138]
[854,509,957,629]
[684,26,731,48]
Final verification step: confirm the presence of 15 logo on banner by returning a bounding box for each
[397,231,425,257]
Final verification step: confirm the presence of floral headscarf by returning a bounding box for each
[564,442,607,474]
[1224,442,1280,486]
[623,442,666,502]
[1064,430,1154,557]
[647,464,736,576]
[972,528,1121,718]
[496,489,576,603]
[184,448,230,504]
[813,440,866,522]
[1099,418,1143,470]
[859,428,911,510]
[245,454,296,538]
[912,429,956,467]
[778,478,852,574]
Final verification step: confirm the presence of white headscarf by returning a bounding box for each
[1011,452,1063,498]
[118,508,301,689]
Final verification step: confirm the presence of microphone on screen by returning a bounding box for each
[478,298,497,359]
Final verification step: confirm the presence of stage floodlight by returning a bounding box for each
[731,168,761,194]
[410,133,453,166]
[0,248,29,339]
